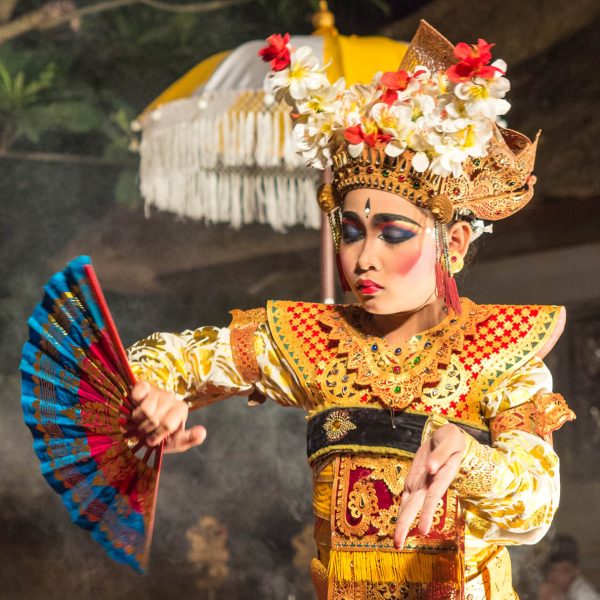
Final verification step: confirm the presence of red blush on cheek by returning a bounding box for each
[392,246,424,275]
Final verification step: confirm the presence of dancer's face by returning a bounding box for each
[339,188,439,315]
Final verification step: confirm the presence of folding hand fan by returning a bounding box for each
[20,255,162,573]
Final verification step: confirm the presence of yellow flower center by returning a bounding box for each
[290,63,309,80]
[461,125,476,148]
[469,84,490,100]
[363,119,379,135]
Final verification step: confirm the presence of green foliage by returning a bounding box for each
[12,101,105,143]
[0,60,55,112]
[0,0,393,209]
[0,45,110,149]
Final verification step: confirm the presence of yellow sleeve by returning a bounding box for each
[438,356,574,545]
[126,309,308,410]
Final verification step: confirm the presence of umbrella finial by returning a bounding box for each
[312,0,337,35]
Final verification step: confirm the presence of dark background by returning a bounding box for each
[1,0,599,598]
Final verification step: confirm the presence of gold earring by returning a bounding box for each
[450,252,464,274]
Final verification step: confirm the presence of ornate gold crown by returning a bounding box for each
[261,20,540,227]
[318,20,540,224]
[325,125,539,224]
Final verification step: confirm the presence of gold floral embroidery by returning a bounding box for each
[333,455,460,551]
[452,442,496,498]
[490,392,575,443]
[318,298,492,409]
[364,461,407,497]
[228,308,267,384]
[371,507,399,538]
[330,579,367,600]
[368,581,460,600]
[323,410,358,441]
[329,579,461,600]
[348,480,379,521]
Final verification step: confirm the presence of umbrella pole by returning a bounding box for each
[320,169,336,304]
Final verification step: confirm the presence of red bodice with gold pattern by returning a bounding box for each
[266,297,563,430]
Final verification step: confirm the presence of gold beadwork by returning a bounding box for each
[318,298,492,409]
[323,410,357,442]
[320,20,539,224]
[490,392,575,444]
[228,308,267,384]
[428,194,454,224]
[328,134,538,223]
[317,182,338,213]
[451,442,496,497]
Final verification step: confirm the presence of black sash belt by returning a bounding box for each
[306,407,491,464]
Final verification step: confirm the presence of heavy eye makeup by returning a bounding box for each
[341,211,421,246]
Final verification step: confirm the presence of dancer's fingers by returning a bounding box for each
[145,401,188,446]
[417,451,463,535]
[130,381,150,404]
[164,425,207,454]
[394,489,425,549]
[427,426,465,475]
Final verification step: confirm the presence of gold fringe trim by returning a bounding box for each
[327,549,463,584]
[308,443,414,466]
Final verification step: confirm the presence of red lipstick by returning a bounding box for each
[357,279,383,295]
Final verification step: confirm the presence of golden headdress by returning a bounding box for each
[260,21,540,312]
[260,20,539,226]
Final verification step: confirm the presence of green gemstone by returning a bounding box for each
[413,356,421,365]
[412,181,421,189]
[382,169,389,177]
[473,158,481,166]
[394,386,401,393]
[354,166,361,174]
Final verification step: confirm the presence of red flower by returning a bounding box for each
[446,38,503,83]
[258,33,291,71]
[344,125,365,145]
[380,69,410,105]
[344,125,391,148]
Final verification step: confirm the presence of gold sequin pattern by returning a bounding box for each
[228,308,267,384]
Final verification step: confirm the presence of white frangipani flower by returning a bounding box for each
[270,45,329,102]
[370,102,413,158]
[296,77,345,115]
[411,151,430,172]
[336,85,378,129]
[261,34,515,179]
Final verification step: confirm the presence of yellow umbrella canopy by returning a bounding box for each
[135,7,408,231]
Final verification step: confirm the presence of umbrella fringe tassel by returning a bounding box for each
[139,104,320,231]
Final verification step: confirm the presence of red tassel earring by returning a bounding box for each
[435,222,462,315]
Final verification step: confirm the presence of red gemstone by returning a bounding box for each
[366,166,374,174]
[453,187,460,196]
[398,175,406,182]
[393,366,401,373]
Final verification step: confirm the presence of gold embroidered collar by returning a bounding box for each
[318,298,492,409]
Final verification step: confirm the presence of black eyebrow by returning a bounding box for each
[372,213,422,227]
[342,211,421,227]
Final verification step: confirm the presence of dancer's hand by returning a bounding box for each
[393,423,466,549]
[129,381,207,453]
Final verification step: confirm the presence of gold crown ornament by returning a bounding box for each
[259,21,540,312]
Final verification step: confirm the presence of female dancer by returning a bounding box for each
[126,21,574,599]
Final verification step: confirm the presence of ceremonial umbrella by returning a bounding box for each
[133,2,408,300]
